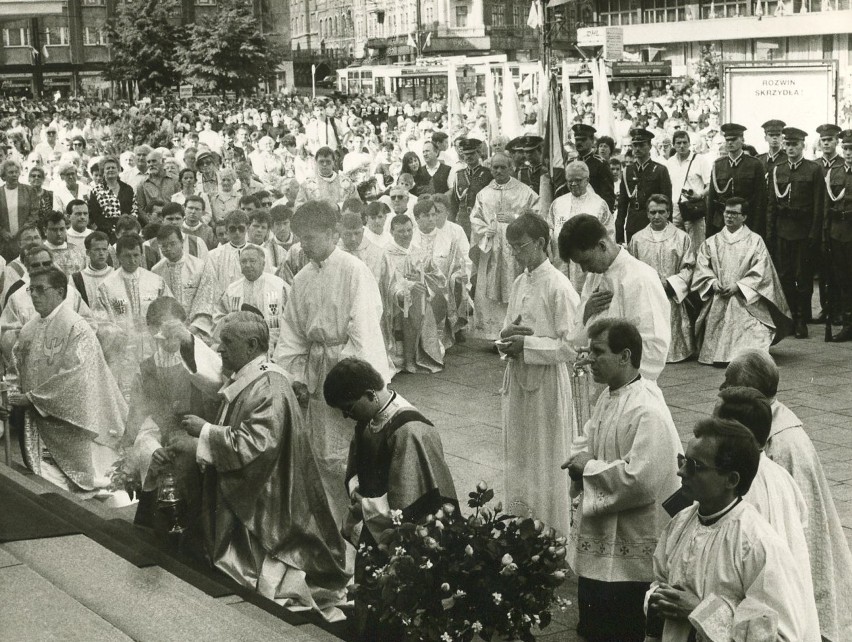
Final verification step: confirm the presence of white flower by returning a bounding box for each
[454,589,467,598]
[435,508,445,520]
[442,502,456,515]
[416,525,429,538]
[441,634,453,642]
[477,480,489,492]
[441,582,450,592]
[501,553,514,566]
[394,546,407,557]
[523,614,531,623]
[435,520,444,530]
[420,559,434,569]
[492,592,502,605]
[390,509,404,525]
[424,536,439,549]
[471,621,483,632]
[464,544,474,556]
[553,570,566,580]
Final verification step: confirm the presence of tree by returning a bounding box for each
[174,0,284,96]
[104,0,183,94]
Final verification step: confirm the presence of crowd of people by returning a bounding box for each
[0,82,851,642]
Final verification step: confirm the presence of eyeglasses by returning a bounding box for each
[509,240,535,255]
[27,285,56,294]
[677,454,725,475]
[227,225,247,232]
[390,194,407,200]
[28,260,52,269]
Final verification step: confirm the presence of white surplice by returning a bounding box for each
[211,273,289,350]
[189,243,258,336]
[501,260,580,535]
[151,253,204,313]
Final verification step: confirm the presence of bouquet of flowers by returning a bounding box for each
[350,482,570,642]
[107,448,141,500]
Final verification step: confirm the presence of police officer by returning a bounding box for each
[756,119,787,175]
[449,137,492,239]
[517,135,544,195]
[505,137,525,177]
[824,130,852,341]
[817,124,843,173]
[766,127,824,339]
[572,123,616,212]
[706,123,768,239]
[616,128,672,244]
[815,124,844,323]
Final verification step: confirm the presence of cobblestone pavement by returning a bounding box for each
[392,331,852,641]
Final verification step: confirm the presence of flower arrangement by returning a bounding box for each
[107,448,141,500]
[350,482,570,642]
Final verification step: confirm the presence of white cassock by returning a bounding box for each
[627,223,695,363]
[577,248,671,381]
[469,178,539,340]
[769,400,852,642]
[339,237,386,284]
[151,253,204,313]
[74,264,113,309]
[567,377,682,583]
[691,226,792,365]
[418,226,471,347]
[189,243,260,336]
[211,273,289,351]
[548,187,614,293]
[273,247,390,523]
[364,227,392,249]
[648,501,821,642]
[501,260,580,535]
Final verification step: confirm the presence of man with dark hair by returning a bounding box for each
[44,210,86,275]
[269,204,296,252]
[71,231,113,306]
[416,140,451,195]
[450,138,493,238]
[237,193,260,212]
[498,213,580,535]
[616,128,672,244]
[182,195,216,250]
[2,223,44,303]
[274,200,390,525]
[756,119,787,174]
[338,211,386,285]
[295,146,355,209]
[559,214,671,381]
[692,196,791,364]
[824,129,852,339]
[646,418,819,642]
[667,129,710,251]
[65,198,92,253]
[151,225,204,312]
[247,208,286,271]
[563,316,681,642]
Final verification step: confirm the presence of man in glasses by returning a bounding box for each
[646,417,818,642]
[562,317,681,642]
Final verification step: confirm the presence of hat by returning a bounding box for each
[720,123,747,138]
[505,136,525,153]
[571,123,597,139]
[519,135,543,151]
[457,138,482,152]
[840,129,852,147]
[781,127,807,142]
[629,128,654,143]
[816,124,842,138]
[761,119,786,134]
[195,150,220,166]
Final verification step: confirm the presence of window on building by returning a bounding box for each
[83,26,107,46]
[3,27,30,48]
[492,3,505,26]
[513,4,522,25]
[600,0,640,24]
[44,27,69,46]
[643,0,687,22]
[82,0,105,5]
[196,0,215,5]
[702,0,747,17]
[456,5,468,26]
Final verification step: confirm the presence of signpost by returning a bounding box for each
[179,84,193,99]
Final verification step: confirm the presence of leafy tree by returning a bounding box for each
[104,0,183,94]
[174,0,284,96]
[696,44,721,89]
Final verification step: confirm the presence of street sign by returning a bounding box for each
[611,61,672,77]
[225,91,236,100]
[179,84,193,99]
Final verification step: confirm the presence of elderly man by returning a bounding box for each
[563,318,681,642]
[295,146,354,209]
[559,214,671,382]
[571,123,616,211]
[548,160,614,293]
[469,152,539,340]
[691,197,791,365]
[7,266,125,494]
[163,312,350,620]
[136,150,179,220]
[120,145,152,189]
[721,350,852,642]
[0,159,39,234]
[646,418,820,642]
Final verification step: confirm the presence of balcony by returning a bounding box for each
[0,0,64,19]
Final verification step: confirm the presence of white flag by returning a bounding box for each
[424,32,432,48]
[407,32,417,48]
[500,63,524,140]
[311,63,316,77]
[527,1,541,29]
[41,45,49,60]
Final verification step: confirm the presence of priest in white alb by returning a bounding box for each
[150,225,204,313]
[338,211,387,284]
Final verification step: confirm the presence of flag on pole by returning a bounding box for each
[424,32,432,48]
[407,32,417,48]
[561,60,573,144]
[592,59,615,138]
[544,73,568,199]
[500,63,524,140]
[447,61,462,135]
[41,45,49,60]
[484,69,500,142]
[527,1,542,29]
[755,0,764,16]
[537,61,549,137]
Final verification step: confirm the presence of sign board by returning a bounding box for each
[225,91,236,100]
[721,61,836,152]
[179,84,193,99]
[577,26,623,53]
[611,61,672,77]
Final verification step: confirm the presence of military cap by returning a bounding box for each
[195,150,220,166]
[816,124,842,138]
[761,119,786,134]
[840,129,852,147]
[519,135,544,151]
[629,128,654,143]
[505,136,525,153]
[720,123,747,137]
[781,127,807,142]
[571,123,597,139]
[457,138,482,152]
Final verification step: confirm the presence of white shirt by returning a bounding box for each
[4,186,20,234]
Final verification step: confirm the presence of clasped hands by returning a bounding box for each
[715,282,739,298]
[646,583,700,621]
[499,315,533,357]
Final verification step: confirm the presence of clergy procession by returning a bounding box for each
[2,96,852,642]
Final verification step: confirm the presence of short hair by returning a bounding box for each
[254,190,272,203]
[558,214,607,260]
[65,199,87,216]
[270,204,292,224]
[29,266,67,299]
[315,146,335,160]
[672,130,690,144]
[725,350,779,398]
[431,193,450,209]
[115,215,141,234]
[714,386,773,447]
[146,296,187,326]
[565,160,590,178]
[225,209,250,228]
[184,194,205,210]
[85,230,110,250]
[161,202,185,219]
[16,222,42,243]
[390,214,412,230]
[25,244,53,266]
[693,418,761,495]
[412,200,435,219]
[115,234,143,255]
[248,209,272,228]
[238,194,260,209]
[365,201,390,219]
[506,212,550,247]
[646,193,672,213]
[431,131,448,145]
[597,136,616,155]
[100,155,120,171]
[587,318,643,369]
[323,357,385,408]
[157,223,183,243]
[142,223,160,241]
[291,201,339,234]
[178,168,195,182]
[44,210,68,226]
[725,196,747,209]
[240,243,266,261]
[220,311,269,354]
[342,198,365,215]
[134,144,153,156]
[340,211,364,229]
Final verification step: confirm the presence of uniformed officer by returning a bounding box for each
[616,128,672,244]
[449,137,492,239]
[706,123,768,239]
[505,137,525,177]
[816,124,843,174]
[824,129,852,341]
[517,135,544,195]
[766,127,824,338]
[815,124,844,323]
[572,123,616,212]
[756,119,787,175]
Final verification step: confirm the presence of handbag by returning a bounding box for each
[678,154,707,222]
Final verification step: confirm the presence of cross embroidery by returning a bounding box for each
[259,364,268,371]
[43,336,64,363]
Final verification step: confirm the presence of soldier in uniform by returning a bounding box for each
[517,135,544,195]
[450,138,493,239]
[706,123,768,239]
[815,124,844,323]
[824,130,852,341]
[572,123,616,212]
[505,137,525,177]
[756,119,787,175]
[766,127,824,339]
[616,128,672,244]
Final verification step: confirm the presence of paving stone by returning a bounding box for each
[0,545,21,569]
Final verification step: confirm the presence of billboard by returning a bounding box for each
[721,61,836,152]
